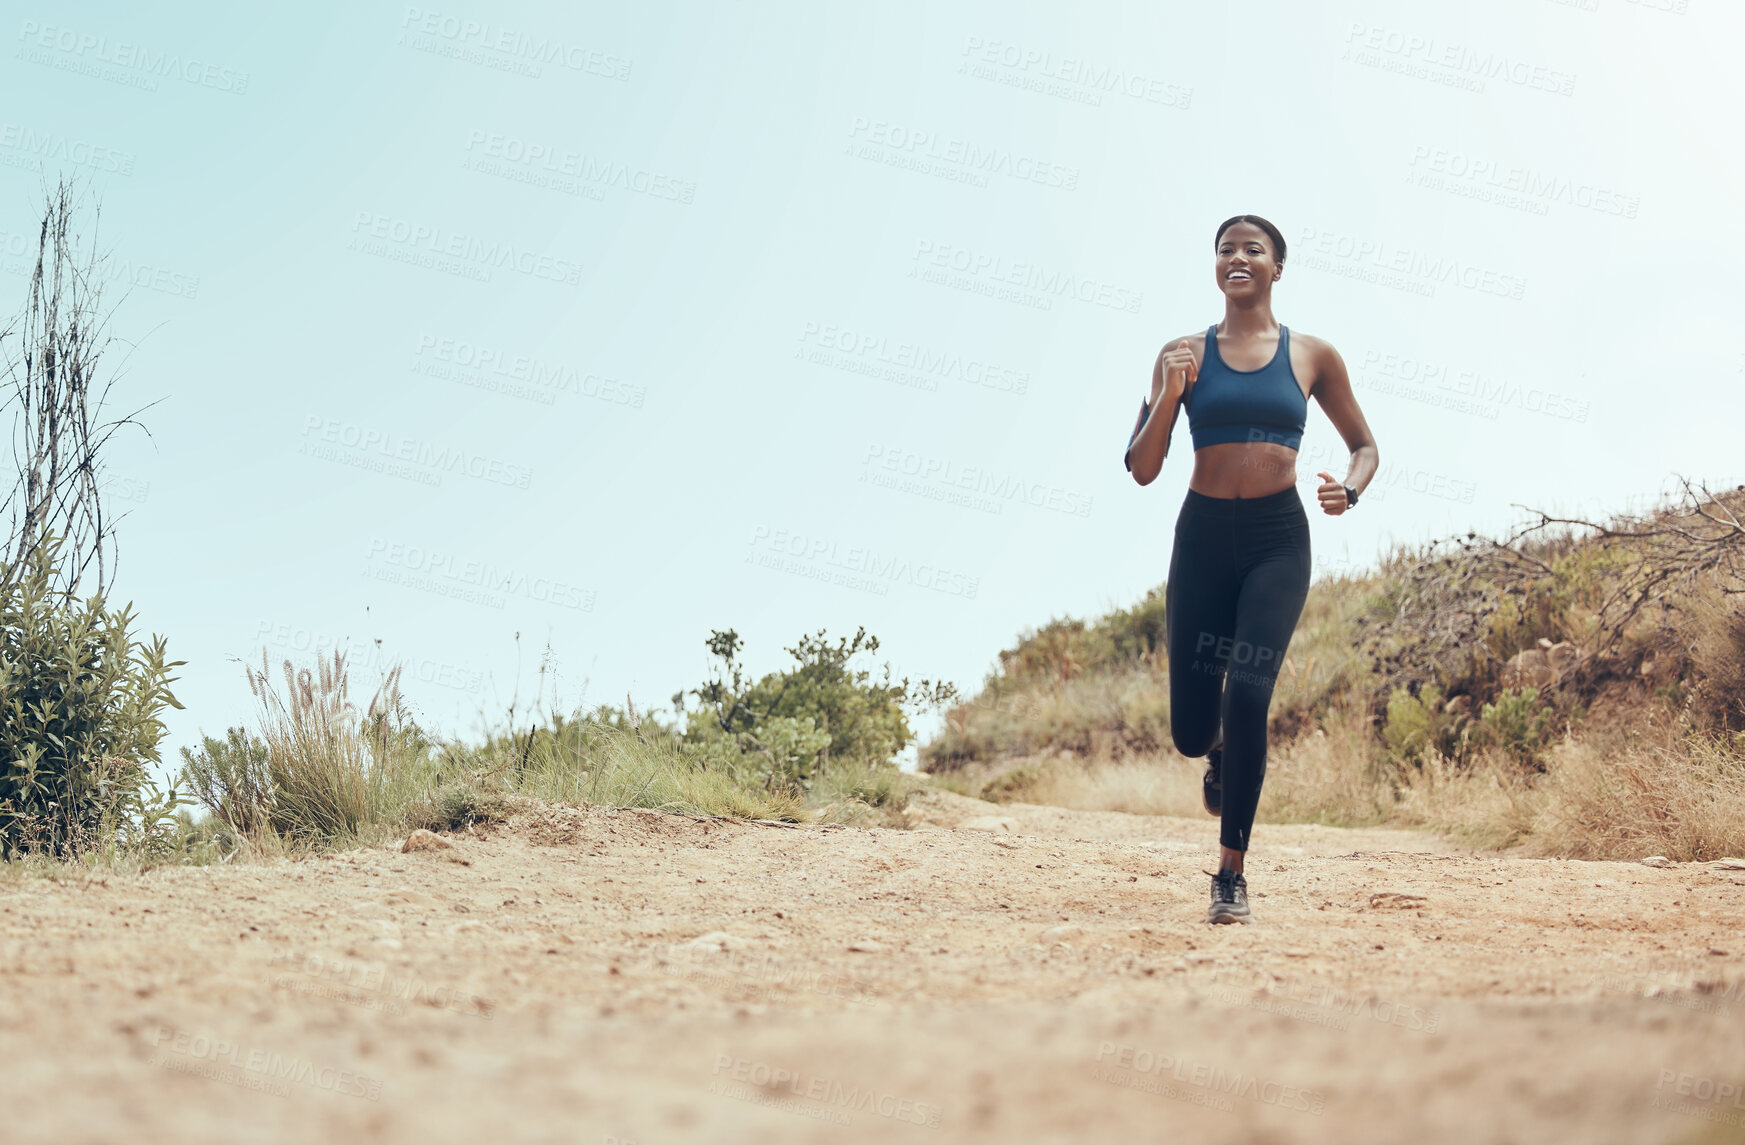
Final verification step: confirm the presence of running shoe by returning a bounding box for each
[1201,743,1224,817]
[1207,868,1252,924]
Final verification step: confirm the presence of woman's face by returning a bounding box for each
[1215,222,1280,297]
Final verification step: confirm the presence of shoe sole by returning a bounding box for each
[1202,750,1222,817]
[1207,909,1253,924]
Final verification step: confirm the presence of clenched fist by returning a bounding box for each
[1154,341,1199,402]
[1315,471,1351,516]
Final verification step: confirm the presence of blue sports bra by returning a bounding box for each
[1122,324,1308,471]
[1185,324,1307,451]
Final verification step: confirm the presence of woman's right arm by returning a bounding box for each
[1127,337,1196,486]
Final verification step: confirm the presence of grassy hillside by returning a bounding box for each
[922,480,1745,861]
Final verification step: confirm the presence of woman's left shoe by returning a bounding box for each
[1206,868,1252,924]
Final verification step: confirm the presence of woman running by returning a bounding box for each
[1123,214,1379,924]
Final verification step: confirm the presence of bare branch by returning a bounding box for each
[0,175,155,594]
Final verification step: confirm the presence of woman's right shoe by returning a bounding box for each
[1201,745,1223,816]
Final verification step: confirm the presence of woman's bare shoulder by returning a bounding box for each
[1288,327,1343,358]
[1159,330,1209,354]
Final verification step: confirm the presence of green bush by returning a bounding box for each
[997,618,1112,683]
[683,627,953,789]
[179,624,951,847]
[981,763,1044,802]
[1381,683,1468,769]
[1101,587,1170,663]
[807,756,925,827]
[1474,687,1555,767]
[0,537,184,857]
[178,727,273,837]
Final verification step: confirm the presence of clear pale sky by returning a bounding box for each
[1,0,1739,772]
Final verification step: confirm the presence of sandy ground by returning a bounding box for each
[7,789,1745,1145]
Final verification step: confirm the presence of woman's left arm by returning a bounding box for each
[1306,337,1379,516]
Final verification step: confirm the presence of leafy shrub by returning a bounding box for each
[403,781,510,834]
[0,536,184,857]
[1102,587,1170,663]
[806,757,926,827]
[739,715,832,786]
[997,618,1112,683]
[683,627,953,789]
[1482,578,1572,662]
[1380,683,1469,769]
[178,727,272,837]
[1474,687,1555,767]
[981,763,1044,802]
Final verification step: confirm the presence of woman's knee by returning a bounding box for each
[1170,712,1219,758]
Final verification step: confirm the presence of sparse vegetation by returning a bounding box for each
[174,625,955,854]
[928,480,1745,861]
[0,183,179,862]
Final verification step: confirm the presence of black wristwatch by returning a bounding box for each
[1343,484,1358,507]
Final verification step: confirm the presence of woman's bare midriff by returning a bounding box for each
[1187,440,1299,498]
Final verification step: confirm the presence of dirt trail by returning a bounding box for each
[7,790,1745,1145]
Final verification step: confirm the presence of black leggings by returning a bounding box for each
[1165,485,1311,852]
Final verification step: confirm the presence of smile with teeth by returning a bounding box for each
[1228,270,1251,279]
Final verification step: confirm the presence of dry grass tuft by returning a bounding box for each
[1521,722,1745,861]
[981,755,1203,818]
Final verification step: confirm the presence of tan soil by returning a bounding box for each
[7,789,1745,1144]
